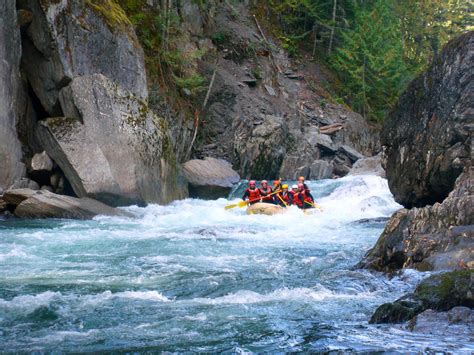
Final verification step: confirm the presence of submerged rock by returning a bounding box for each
[183,157,240,199]
[370,270,473,324]
[407,307,473,335]
[3,188,128,220]
[381,32,473,208]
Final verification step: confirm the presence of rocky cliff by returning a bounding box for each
[0,0,378,209]
[359,32,473,273]
[381,31,473,209]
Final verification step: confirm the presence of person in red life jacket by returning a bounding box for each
[275,184,291,207]
[297,176,315,203]
[242,180,261,205]
[288,184,299,206]
[259,180,274,203]
[296,183,315,209]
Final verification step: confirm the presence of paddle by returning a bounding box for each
[275,192,288,207]
[304,200,323,211]
[224,190,280,210]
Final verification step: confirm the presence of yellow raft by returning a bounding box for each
[246,202,286,215]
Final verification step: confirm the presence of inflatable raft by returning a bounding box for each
[246,202,286,215]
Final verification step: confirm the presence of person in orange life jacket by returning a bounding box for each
[242,180,261,204]
[275,184,291,207]
[288,184,299,205]
[259,180,274,203]
[297,176,315,202]
[272,179,282,193]
[296,183,315,209]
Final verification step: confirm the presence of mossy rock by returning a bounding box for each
[415,270,474,311]
[85,0,131,30]
[369,300,423,324]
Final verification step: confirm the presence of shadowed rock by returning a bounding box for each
[381,32,473,208]
[183,157,240,199]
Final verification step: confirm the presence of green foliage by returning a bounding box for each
[267,0,472,121]
[331,1,409,121]
[211,31,231,46]
[174,74,206,92]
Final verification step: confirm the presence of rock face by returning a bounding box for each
[0,2,25,191]
[37,74,185,206]
[370,270,473,324]
[381,32,473,208]
[349,154,385,177]
[3,188,128,219]
[183,157,240,199]
[191,3,377,180]
[20,0,147,114]
[359,167,473,272]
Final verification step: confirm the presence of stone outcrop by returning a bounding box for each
[37,74,185,206]
[358,167,473,272]
[0,1,25,191]
[19,0,147,114]
[370,270,473,324]
[407,307,473,335]
[349,154,385,177]
[183,157,240,199]
[3,188,129,219]
[381,32,473,208]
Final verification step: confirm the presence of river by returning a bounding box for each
[0,175,471,352]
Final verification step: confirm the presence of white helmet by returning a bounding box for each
[291,184,298,189]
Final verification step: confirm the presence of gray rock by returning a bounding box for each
[407,307,474,335]
[309,160,333,180]
[264,85,276,96]
[20,0,147,114]
[381,32,473,208]
[0,1,25,191]
[40,185,54,192]
[338,145,365,163]
[8,178,40,191]
[30,151,53,172]
[183,157,240,199]
[349,154,385,177]
[306,130,337,154]
[359,167,473,272]
[4,188,128,219]
[37,74,186,206]
[370,270,473,324]
[50,174,61,189]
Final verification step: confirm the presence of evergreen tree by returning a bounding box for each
[331,0,409,121]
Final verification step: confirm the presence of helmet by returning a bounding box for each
[249,180,256,186]
[297,183,304,190]
[292,184,298,189]
[273,180,280,186]
[298,176,305,181]
[261,180,268,185]
[282,184,288,189]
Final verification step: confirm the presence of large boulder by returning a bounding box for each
[370,270,473,324]
[381,32,473,208]
[349,154,385,177]
[3,188,128,219]
[37,74,186,206]
[0,2,25,191]
[183,157,240,199]
[358,167,473,272]
[19,0,147,115]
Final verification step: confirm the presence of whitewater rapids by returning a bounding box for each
[0,175,472,352]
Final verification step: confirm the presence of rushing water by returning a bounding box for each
[0,175,472,352]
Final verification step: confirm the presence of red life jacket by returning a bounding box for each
[277,191,291,205]
[245,187,261,201]
[293,191,304,207]
[259,186,273,202]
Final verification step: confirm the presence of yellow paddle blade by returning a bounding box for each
[224,200,249,210]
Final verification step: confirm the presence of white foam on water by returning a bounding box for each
[190,286,376,305]
[0,291,61,312]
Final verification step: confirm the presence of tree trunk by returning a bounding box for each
[328,0,337,54]
[312,23,318,58]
